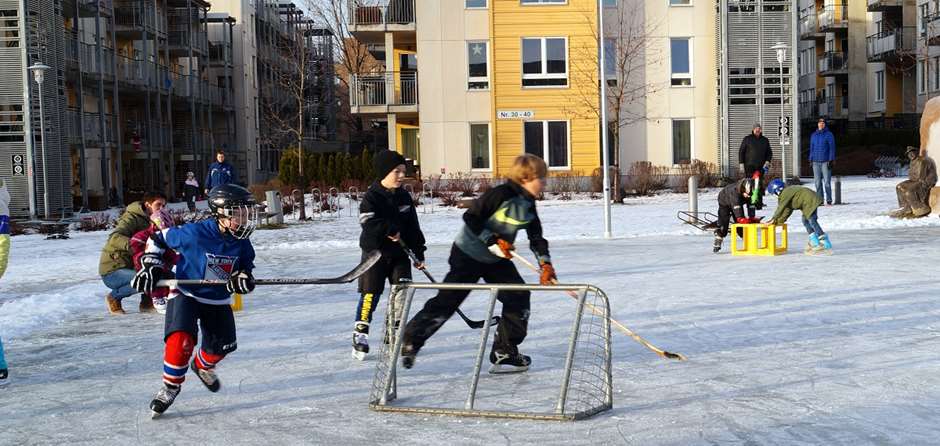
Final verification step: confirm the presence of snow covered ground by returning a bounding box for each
[2,177,940,444]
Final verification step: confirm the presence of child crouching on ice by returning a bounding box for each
[132,184,257,418]
[766,179,832,254]
[130,209,179,314]
[712,178,760,253]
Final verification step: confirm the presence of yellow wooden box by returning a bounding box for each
[730,223,788,256]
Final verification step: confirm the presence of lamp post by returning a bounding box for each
[28,63,51,219]
[597,0,612,239]
[770,42,789,183]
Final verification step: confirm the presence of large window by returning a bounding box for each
[875,70,885,102]
[468,41,489,90]
[524,121,568,168]
[604,38,616,82]
[466,0,487,7]
[670,38,691,86]
[672,119,692,165]
[470,123,490,170]
[522,37,568,87]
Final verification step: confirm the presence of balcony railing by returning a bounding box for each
[817,52,846,75]
[114,2,160,33]
[348,0,416,27]
[867,0,902,12]
[79,43,115,77]
[82,112,117,146]
[350,71,418,108]
[799,7,819,40]
[820,96,849,119]
[818,3,848,31]
[867,27,916,62]
[208,42,232,63]
[799,100,816,121]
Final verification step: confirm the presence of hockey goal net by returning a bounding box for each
[369,282,612,421]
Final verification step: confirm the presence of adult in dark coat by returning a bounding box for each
[738,123,773,208]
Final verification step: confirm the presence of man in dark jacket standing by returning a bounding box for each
[204,150,235,195]
[808,118,836,205]
[738,123,773,208]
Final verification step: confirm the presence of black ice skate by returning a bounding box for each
[400,343,418,369]
[712,235,723,253]
[488,350,531,374]
[150,384,181,419]
[190,358,221,392]
[352,322,370,361]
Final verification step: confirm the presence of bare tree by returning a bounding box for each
[566,0,664,201]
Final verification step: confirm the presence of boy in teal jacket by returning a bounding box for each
[766,179,832,254]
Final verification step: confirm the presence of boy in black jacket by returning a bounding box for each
[712,178,759,253]
[400,154,556,374]
[353,150,427,360]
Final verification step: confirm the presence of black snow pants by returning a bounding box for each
[403,244,530,355]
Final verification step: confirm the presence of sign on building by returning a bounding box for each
[12,154,25,176]
[498,110,534,119]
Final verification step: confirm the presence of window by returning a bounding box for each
[935,56,940,90]
[672,119,692,165]
[468,41,489,89]
[402,128,419,163]
[670,38,691,86]
[521,0,566,4]
[524,120,569,168]
[875,70,885,102]
[466,0,487,7]
[604,38,616,82]
[470,123,490,169]
[670,0,691,5]
[603,0,616,6]
[921,4,929,35]
[522,37,568,87]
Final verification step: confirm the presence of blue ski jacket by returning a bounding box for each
[205,161,235,191]
[808,128,836,162]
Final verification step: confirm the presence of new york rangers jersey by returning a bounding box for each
[149,219,255,305]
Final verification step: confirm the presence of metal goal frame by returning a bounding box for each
[369,282,613,421]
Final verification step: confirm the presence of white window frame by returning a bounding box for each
[671,118,694,166]
[917,60,926,95]
[875,70,885,102]
[668,0,692,6]
[522,120,572,170]
[469,122,493,171]
[465,0,487,8]
[467,40,489,90]
[670,37,693,87]
[521,37,569,88]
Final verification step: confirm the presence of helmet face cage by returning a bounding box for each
[216,204,258,239]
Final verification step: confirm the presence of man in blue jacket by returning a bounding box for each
[204,150,235,195]
[808,118,836,205]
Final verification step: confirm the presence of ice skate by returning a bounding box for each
[150,383,181,418]
[352,322,369,361]
[400,343,418,369]
[488,350,531,374]
[152,296,167,315]
[190,358,220,392]
[712,235,723,253]
[0,368,8,387]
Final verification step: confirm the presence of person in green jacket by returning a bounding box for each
[100,192,167,314]
[766,179,831,253]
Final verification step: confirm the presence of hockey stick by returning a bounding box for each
[156,250,382,287]
[397,240,499,329]
[510,253,687,361]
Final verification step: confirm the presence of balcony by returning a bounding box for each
[349,71,418,114]
[818,3,847,33]
[82,112,117,147]
[78,0,112,17]
[926,13,940,46]
[867,0,902,12]
[799,100,817,121]
[819,96,849,120]
[116,55,151,87]
[348,0,416,39]
[867,27,916,65]
[799,7,822,41]
[817,52,847,76]
[79,43,115,78]
[208,42,232,65]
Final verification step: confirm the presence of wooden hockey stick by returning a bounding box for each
[510,253,687,361]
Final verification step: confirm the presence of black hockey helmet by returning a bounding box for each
[207,184,258,239]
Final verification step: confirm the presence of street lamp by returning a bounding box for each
[28,63,51,219]
[597,0,612,239]
[770,42,789,183]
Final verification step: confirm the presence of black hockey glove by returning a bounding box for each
[131,254,164,293]
[227,271,255,295]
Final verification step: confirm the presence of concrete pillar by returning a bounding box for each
[384,31,395,106]
[387,113,398,153]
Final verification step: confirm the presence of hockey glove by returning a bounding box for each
[735,217,750,224]
[486,236,515,259]
[539,261,557,285]
[131,255,165,293]
[227,270,255,295]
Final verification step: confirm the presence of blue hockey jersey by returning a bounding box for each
[149,219,255,305]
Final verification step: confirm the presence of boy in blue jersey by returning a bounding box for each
[132,184,258,418]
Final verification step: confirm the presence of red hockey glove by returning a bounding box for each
[486,236,515,259]
[736,217,750,224]
[539,261,557,285]
[748,217,762,224]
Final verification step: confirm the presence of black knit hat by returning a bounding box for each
[373,150,406,179]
